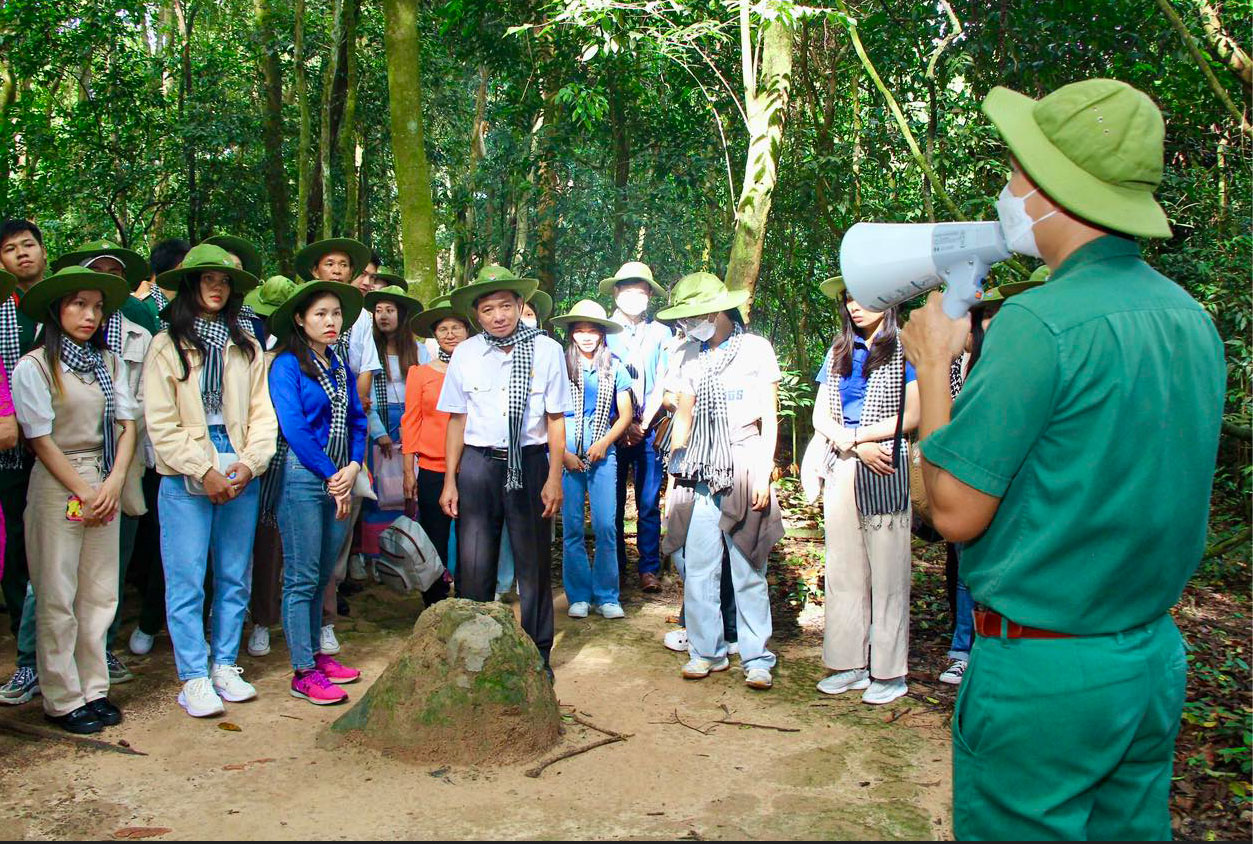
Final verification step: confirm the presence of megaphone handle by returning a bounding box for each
[940,259,991,319]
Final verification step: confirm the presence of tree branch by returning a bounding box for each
[1155,0,1252,137]
[1190,0,1252,97]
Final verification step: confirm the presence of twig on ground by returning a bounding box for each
[884,707,911,724]
[278,714,303,720]
[525,735,627,778]
[571,713,633,740]
[715,717,801,732]
[0,719,147,756]
[649,709,715,735]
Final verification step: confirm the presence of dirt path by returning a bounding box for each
[0,578,952,841]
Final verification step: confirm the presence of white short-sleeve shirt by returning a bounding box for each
[437,333,572,448]
[348,309,383,375]
[670,333,781,431]
[12,353,138,440]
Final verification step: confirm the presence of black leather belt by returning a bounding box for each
[469,444,545,461]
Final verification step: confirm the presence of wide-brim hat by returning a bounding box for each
[551,299,622,334]
[0,270,15,304]
[243,275,298,318]
[819,275,845,299]
[155,243,260,296]
[365,284,424,317]
[268,281,364,343]
[374,266,406,287]
[412,294,477,339]
[20,266,130,322]
[295,238,372,282]
[598,261,665,297]
[655,272,750,321]
[527,289,553,323]
[52,240,150,289]
[449,264,539,315]
[981,279,1044,304]
[982,80,1171,239]
[202,234,263,278]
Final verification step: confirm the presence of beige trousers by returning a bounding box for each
[821,449,911,680]
[26,456,121,716]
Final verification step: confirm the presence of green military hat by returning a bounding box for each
[202,234,263,278]
[598,261,665,298]
[819,275,845,299]
[656,272,749,321]
[982,78,1171,239]
[267,281,363,343]
[550,299,622,334]
[294,238,372,282]
[527,289,553,323]
[21,266,130,322]
[243,275,298,318]
[155,243,260,296]
[374,266,405,287]
[364,284,424,317]
[449,264,539,315]
[981,279,1045,304]
[52,239,151,289]
[412,294,476,339]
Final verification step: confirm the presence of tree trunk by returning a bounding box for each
[533,58,560,297]
[320,0,346,239]
[510,110,544,271]
[383,0,440,300]
[175,0,198,243]
[609,69,631,265]
[255,0,294,274]
[340,0,360,239]
[724,15,793,309]
[294,0,312,248]
[453,66,490,286]
[1192,0,1252,95]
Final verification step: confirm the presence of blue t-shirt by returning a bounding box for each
[815,337,916,427]
[564,358,633,451]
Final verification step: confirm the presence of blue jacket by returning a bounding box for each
[268,350,367,479]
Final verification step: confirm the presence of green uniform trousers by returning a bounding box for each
[953,613,1185,841]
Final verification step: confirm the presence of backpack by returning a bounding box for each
[376,516,446,593]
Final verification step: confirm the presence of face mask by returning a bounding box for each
[996,183,1059,258]
[520,317,538,329]
[616,289,649,317]
[681,317,716,342]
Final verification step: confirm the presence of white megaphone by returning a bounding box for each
[839,221,1012,318]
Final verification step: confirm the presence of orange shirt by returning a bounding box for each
[401,363,450,473]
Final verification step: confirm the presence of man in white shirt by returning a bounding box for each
[438,265,571,677]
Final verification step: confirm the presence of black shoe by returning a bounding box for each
[86,697,122,726]
[45,705,104,735]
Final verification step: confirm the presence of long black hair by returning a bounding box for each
[372,299,420,381]
[966,301,1003,373]
[38,294,108,395]
[166,272,256,381]
[829,294,900,378]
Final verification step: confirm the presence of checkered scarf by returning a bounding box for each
[570,353,615,459]
[258,431,288,527]
[60,337,117,474]
[437,348,452,363]
[0,296,23,469]
[482,323,543,490]
[678,324,743,495]
[315,349,351,471]
[150,287,170,330]
[194,317,231,414]
[372,356,391,425]
[238,304,259,334]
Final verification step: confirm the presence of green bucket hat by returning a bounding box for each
[243,275,298,318]
[374,266,405,288]
[981,278,1044,304]
[202,235,263,278]
[550,299,622,335]
[268,281,364,344]
[20,266,130,322]
[1028,265,1053,283]
[819,275,845,300]
[449,264,539,316]
[412,294,477,339]
[527,289,553,323]
[52,239,151,289]
[655,272,749,321]
[365,284,425,318]
[294,238,372,282]
[155,243,261,296]
[982,78,1171,239]
[598,261,665,298]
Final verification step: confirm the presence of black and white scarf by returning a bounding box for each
[482,323,543,490]
[195,317,231,414]
[570,353,615,459]
[372,350,393,427]
[258,432,287,527]
[0,296,23,469]
[151,287,170,331]
[678,324,743,495]
[437,348,452,364]
[60,337,118,474]
[315,349,351,472]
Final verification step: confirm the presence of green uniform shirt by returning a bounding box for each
[922,236,1225,634]
[120,294,161,335]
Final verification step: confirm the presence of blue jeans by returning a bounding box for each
[562,449,619,606]
[677,484,774,671]
[278,454,351,671]
[949,580,975,660]
[615,431,663,575]
[159,426,261,681]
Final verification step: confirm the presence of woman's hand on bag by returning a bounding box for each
[562,452,585,473]
[831,428,856,454]
[225,462,253,494]
[855,441,896,476]
[203,468,237,504]
[377,435,394,460]
[327,462,359,498]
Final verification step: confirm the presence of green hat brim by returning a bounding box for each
[597,274,666,298]
[655,288,750,322]
[294,238,372,282]
[550,314,622,334]
[20,270,130,322]
[819,276,845,299]
[412,306,477,340]
[268,281,364,344]
[527,289,553,323]
[52,246,150,289]
[449,277,539,317]
[154,263,260,296]
[203,235,263,278]
[980,279,1044,304]
[374,272,406,288]
[364,287,425,316]
[982,87,1171,240]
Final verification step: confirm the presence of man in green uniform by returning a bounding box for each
[900,79,1226,840]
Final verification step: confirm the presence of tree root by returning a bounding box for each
[0,718,147,756]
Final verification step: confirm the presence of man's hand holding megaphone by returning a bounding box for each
[899,291,972,440]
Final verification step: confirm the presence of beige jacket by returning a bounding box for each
[143,331,277,480]
[117,314,152,515]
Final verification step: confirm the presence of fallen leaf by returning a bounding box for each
[217,722,241,732]
[249,758,275,765]
[222,764,246,771]
[112,828,172,840]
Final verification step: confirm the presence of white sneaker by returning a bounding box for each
[663,628,688,652]
[247,626,271,657]
[128,628,155,656]
[816,668,871,696]
[598,603,625,619]
[863,677,909,705]
[567,602,590,619]
[745,667,773,690]
[178,677,225,718]
[348,554,367,582]
[682,656,730,679]
[938,658,967,685]
[319,625,341,655]
[211,664,257,703]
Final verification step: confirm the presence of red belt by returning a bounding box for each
[974,609,1076,639]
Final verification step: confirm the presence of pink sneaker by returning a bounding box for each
[314,653,361,685]
[289,670,348,705]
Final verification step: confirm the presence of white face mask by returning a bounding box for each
[616,289,649,317]
[996,183,1059,258]
[520,316,538,329]
[681,317,716,342]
